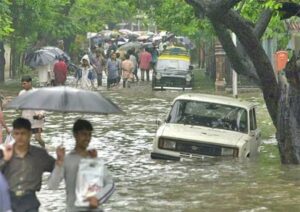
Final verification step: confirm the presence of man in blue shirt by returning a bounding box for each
[106,52,120,89]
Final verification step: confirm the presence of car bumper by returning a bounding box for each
[153,86,192,90]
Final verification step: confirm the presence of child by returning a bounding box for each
[0,96,10,143]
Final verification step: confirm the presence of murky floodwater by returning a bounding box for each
[4,83,300,212]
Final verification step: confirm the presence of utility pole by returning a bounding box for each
[232,33,238,98]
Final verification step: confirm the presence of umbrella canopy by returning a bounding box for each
[25,50,56,68]
[118,42,143,51]
[6,86,123,114]
[42,46,71,62]
[42,46,64,55]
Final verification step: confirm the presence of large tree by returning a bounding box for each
[183,0,300,164]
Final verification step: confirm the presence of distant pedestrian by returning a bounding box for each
[0,96,10,144]
[35,64,51,87]
[151,46,159,71]
[116,52,122,84]
[53,56,68,86]
[19,76,46,148]
[78,55,94,90]
[139,48,152,81]
[0,118,62,212]
[90,48,106,87]
[106,53,120,89]
[106,40,117,58]
[129,49,138,82]
[122,54,134,88]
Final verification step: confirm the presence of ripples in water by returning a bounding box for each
[3,86,300,211]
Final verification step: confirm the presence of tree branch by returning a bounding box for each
[254,9,273,39]
[211,21,260,84]
[185,0,242,18]
[217,10,279,125]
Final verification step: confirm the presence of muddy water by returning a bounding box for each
[4,84,300,212]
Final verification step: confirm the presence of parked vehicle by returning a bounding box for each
[151,94,261,160]
[152,47,193,90]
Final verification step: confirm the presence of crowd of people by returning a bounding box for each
[35,40,161,91]
[74,44,160,90]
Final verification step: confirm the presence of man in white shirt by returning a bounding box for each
[19,76,46,148]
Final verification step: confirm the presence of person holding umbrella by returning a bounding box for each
[19,76,46,148]
[48,119,115,212]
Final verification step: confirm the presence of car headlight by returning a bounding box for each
[221,148,234,156]
[186,74,192,82]
[158,138,176,150]
[156,73,162,80]
[221,147,239,157]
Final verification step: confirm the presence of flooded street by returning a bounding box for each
[4,84,300,212]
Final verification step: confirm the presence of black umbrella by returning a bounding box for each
[42,46,71,62]
[7,87,123,144]
[118,42,142,51]
[25,50,56,68]
[6,86,122,114]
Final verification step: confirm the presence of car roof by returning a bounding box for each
[173,93,257,110]
[158,55,190,62]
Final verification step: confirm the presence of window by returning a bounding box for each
[167,100,248,133]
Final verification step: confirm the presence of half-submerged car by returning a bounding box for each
[152,47,193,90]
[151,94,261,160]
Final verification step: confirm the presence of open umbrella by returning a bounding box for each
[25,50,56,68]
[118,42,142,51]
[42,46,71,62]
[6,86,122,114]
[6,86,123,144]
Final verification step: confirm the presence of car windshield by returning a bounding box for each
[167,100,248,133]
[156,59,189,71]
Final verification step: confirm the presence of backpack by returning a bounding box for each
[88,68,95,80]
[75,68,82,80]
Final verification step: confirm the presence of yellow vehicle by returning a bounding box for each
[152,47,194,90]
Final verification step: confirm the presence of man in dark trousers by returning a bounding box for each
[0,118,64,212]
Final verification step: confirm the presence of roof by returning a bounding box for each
[158,55,190,61]
[161,46,189,57]
[173,93,256,109]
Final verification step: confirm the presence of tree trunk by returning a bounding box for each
[10,41,20,78]
[185,0,300,164]
[277,54,300,164]
[0,41,5,82]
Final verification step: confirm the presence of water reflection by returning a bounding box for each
[3,87,300,211]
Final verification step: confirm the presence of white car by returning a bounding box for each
[151,94,261,160]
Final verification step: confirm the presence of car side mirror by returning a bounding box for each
[189,65,194,71]
[249,130,256,137]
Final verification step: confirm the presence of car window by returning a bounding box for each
[156,59,189,70]
[167,100,248,133]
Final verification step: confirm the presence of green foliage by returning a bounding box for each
[0,0,13,39]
